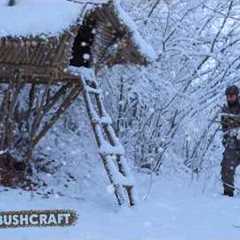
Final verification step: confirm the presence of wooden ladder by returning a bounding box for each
[74,67,138,207]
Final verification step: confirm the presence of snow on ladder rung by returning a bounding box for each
[92,115,112,125]
[116,173,133,187]
[100,115,112,124]
[105,155,133,186]
[86,86,102,95]
[99,142,125,156]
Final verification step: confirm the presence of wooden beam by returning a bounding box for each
[0,75,83,84]
[32,83,82,146]
[0,64,83,84]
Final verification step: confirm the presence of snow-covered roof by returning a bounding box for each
[113,0,157,61]
[0,0,156,70]
[0,0,106,37]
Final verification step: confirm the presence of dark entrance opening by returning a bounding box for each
[70,16,96,68]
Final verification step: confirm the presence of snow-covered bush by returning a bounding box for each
[95,0,240,183]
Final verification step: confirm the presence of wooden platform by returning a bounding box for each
[0,63,83,84]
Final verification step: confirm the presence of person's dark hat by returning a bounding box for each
[225,85,239,96]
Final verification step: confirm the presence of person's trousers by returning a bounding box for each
[221,148,240,193]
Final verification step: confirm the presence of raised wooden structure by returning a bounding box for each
[0,0,155,206]
[0,1,153,83]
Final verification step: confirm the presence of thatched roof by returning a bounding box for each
[89,0,157,67]
[0,0,156,83]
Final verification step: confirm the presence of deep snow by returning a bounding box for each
[0,174,240,240]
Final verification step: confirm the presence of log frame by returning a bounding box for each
[0,74,82,187]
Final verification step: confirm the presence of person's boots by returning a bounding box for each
[224,189,234,197]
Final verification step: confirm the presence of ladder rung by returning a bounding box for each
[105,155,133,186]
[92,116,112,125]
[99,142,125,155]
[86,86,102,95]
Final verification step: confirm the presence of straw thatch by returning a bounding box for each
[0,1,155,84]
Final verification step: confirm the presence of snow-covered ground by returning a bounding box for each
[0,173,240,240]
[0,0,240,239]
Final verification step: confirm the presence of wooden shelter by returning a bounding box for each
[0,0,156,206]
[0,0,155,83]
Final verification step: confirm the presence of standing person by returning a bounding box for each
[221,85,240,197]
